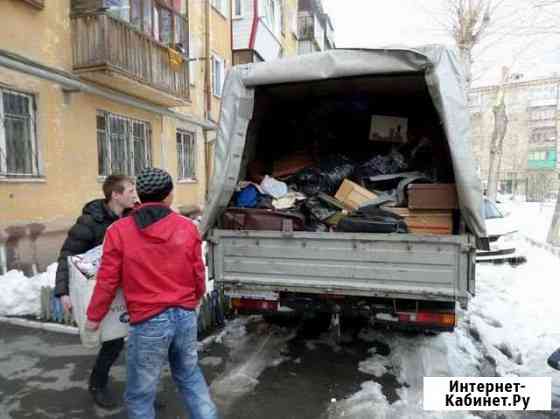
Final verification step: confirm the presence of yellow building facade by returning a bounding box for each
[0,0,325,274]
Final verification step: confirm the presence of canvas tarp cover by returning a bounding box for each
[200,46,486,239]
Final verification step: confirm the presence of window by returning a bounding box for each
[106,0,131,22]
[105,0,188,49]
[96,111,152,177]
[177,129,196,180]
[233,0,243,18]
[212,55,225,97]
[530,128,557,145]
[290,8,297,36]
[262,0,280,36]
[211,0,228,17]
[483,199,502,220]
[530,84,558,101]
[531,106,556,121]
[0,88,39,177]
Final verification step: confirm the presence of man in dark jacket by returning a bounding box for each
[86,168,218,419]
[55,174,137,409]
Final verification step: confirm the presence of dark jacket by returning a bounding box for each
[87,203,206,325]
[54,199,120,297]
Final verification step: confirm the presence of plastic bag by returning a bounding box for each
[234,184,260,208]
[261,175,289,199]
[293,155,355,196]
[69,250,129,348]
[352,149,407,186]
[304,197,338,221]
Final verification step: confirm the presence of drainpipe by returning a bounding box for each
[160,115,167,170]
[205,0,212,120]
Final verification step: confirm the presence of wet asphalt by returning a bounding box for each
[0,317,390,419]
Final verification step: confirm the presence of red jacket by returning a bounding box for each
[87,203,205,325]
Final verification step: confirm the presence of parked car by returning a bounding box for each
[476,198,527,265]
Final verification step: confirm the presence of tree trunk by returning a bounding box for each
[487,103,508,201]
[459,46,473,90]
[547,190,560,245]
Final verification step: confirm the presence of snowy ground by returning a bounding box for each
[496,196,556,244]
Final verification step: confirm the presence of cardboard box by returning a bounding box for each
[383,207,453,235]
[407,184,458,210]
[335,179,377,210]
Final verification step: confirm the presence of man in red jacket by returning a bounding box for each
[86,167,218,419]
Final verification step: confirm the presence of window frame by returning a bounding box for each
[232,0,243,19]
[211,54,225,98]
[96,110,152,177]
[106,0,189,51]
[0,88,40,178]
[211,0,228,18]
[176,129,196,181]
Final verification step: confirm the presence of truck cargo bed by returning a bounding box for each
[209,230,475,302]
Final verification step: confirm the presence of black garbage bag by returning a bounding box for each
[293,155,355,196]
[352,149,407,186]
[336,207,408,234]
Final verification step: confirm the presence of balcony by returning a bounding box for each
[71,13,189,107]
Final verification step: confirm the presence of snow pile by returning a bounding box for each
[329,326,482,419]
[467,245,560,403]
[498,198,555,244]
[0,263,57,316]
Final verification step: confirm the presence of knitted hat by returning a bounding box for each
[136,167,174,203]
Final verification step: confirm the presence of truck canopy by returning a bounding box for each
[201,46,486,239]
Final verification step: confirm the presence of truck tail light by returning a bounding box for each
[231,298,278,312]
[397,311,455,328]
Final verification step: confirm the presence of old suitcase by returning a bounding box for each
[407,184,458,210]
[221,208,305,232]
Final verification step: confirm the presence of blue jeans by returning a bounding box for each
[125,308,218,419]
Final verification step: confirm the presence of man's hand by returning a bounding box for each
[60,295,72,313]
[85,319,101,331]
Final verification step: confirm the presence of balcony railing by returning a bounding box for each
[72,13,189,105]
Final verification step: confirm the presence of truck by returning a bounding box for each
[201,46,488,333]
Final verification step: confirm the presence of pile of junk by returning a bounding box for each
[219,96,460,236]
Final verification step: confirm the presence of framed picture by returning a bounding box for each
[369,115,408,144]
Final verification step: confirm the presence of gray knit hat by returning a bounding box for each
[136,167,173,203]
